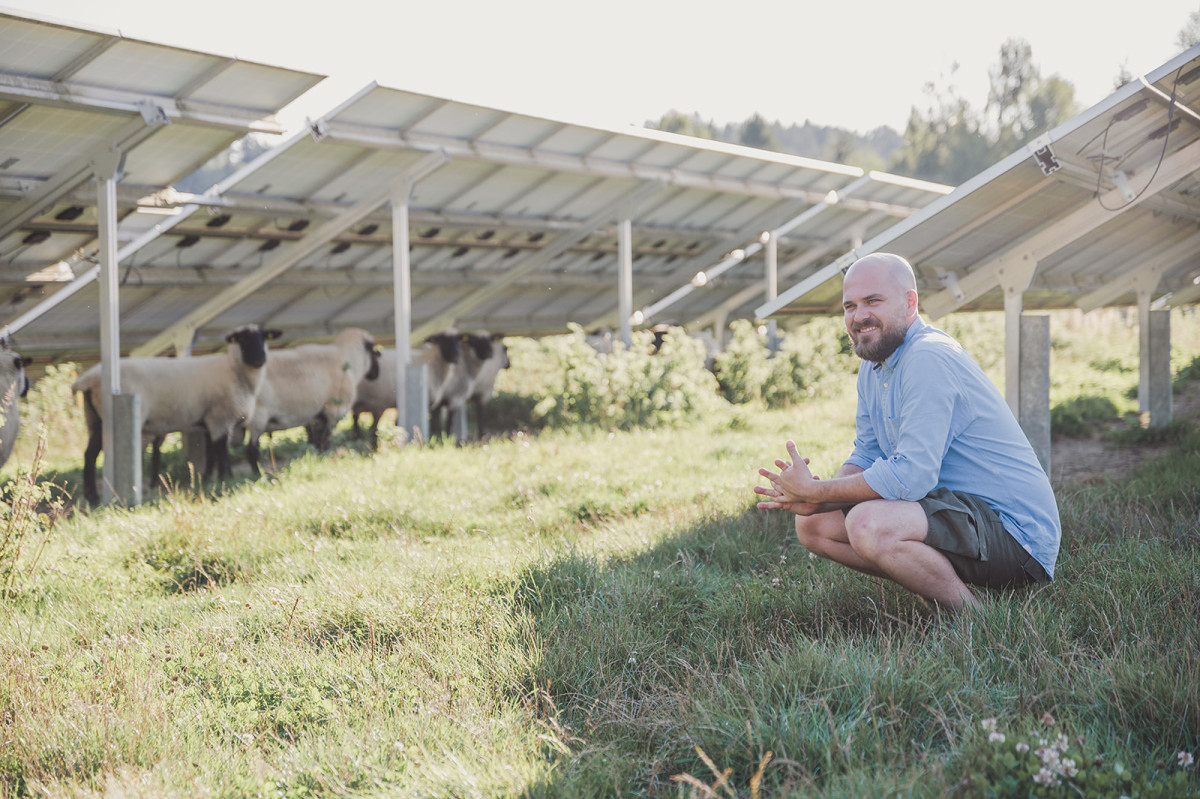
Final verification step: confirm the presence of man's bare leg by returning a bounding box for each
[795,500,979,611]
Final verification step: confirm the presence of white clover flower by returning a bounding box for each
[1016,742,1030,753]
[989,731,1006,743]
[1179,751,1195,769]
[981,718,998,732]
[1041,712,1056,727]
[1033,768,1060,787]
[1060,758,1078,778]
[1037,747,1061,769]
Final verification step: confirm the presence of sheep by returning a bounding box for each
[243,327,380,476]
[431,331,495,441]
[465,334,509,439]
[351,331,462,448]
[72,324,281,505]
[0,340,32,471]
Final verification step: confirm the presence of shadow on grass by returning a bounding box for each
[507,505,945,796]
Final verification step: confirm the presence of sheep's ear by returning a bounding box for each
[19,355,32,367]
[265,329,283,340]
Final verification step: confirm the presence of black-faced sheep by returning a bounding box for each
[0,340,32,471]
[351,331,461,448]
[243,327,380,475]
[72,324,281,505]
[431,331,494,441]
[466,334,509,439]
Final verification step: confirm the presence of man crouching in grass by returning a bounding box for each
[755,253,1060,613]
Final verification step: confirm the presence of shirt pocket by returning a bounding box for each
[884,415,899,453]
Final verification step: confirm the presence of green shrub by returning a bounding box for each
[1050,395,1120,438]
[713,319,772,404]
[524,324,723,430]
[0,426,65,598]
[715,317,855,408]
[1176,354,1200,387]
[7,362,86,474]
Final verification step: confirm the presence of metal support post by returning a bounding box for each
[618,217,633,348]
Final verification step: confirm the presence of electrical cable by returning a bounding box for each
[1095,66,1183,211]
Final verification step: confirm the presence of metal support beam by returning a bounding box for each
[1137,281,1173,426]
[695,214,885,329]
[1076,230,1200,312]
[5,124,309,338]
[93,145,127,505]
[390,172,438,443]
[997,252,1040,414]
[0,116,159,242]
[617,217,633,348]
[321,113,864,207]
[637,182,876,327]
[764,230,779,352]
[412,181,662,340]
[584,197,810,331]
[921,137,1200,319]
[111,394,143,506]
[1156,281,1200,308]
[1018,315,1051,476]
[0,73,287,134]
[133,150,450,356]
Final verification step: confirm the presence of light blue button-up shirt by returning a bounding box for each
[845,316,1061,578]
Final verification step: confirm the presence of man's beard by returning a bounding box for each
[850,318,907,363]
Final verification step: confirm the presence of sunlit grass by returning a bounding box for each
[0,308,1197,797]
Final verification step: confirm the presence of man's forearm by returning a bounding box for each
[807,463,881,509]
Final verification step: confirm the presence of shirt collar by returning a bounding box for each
[877,315,925,371]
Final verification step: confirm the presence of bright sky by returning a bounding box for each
[7,0,1199,136]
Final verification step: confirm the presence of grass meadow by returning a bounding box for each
[0,308,1198,797]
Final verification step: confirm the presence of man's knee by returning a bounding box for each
[794,513,842,555]
[845,500,924,560]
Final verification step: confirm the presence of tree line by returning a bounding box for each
[649,12,1200,186]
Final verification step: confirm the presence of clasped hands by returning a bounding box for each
[754,440,823,516]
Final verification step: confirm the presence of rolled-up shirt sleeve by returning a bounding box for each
[860,349,963,501]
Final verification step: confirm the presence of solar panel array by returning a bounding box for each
[0,11,950,368]
[760,44,1200,321]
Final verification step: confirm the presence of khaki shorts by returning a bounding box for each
[917,487,1049,589]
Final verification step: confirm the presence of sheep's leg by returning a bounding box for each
[447,405,466,445]
[351,411,363,440]
[470,396,485,440]
[245,435,262,477]
[150,435,164,490]
[430,402,446,438]
[81,395,102,505]
[198,432,229,482]
[201,434,217,482]
[368,414,381,449]
[307,416,331,451]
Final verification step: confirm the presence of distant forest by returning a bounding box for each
[179,14,1198,195]
[648,13,1199,186]
[645,34,1087,187]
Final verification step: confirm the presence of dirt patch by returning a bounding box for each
[1050,383,1200,487]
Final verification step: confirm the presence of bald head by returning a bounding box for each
[843,253,917,297]
[841,253,920,363]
